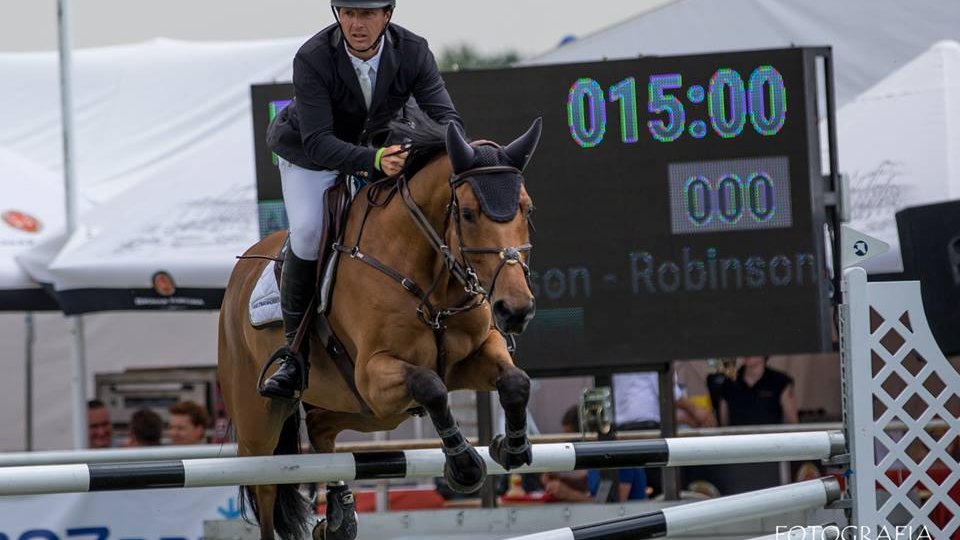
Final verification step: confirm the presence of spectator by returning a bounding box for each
[719,356,799,426]
[168,401,210,445]
[87,399,113,449]
[613,371,716,431]
[127,409,163,447]
[541,406,647,502]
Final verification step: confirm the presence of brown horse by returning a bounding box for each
[218,116,542,540]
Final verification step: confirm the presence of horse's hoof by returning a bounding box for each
[490,434,533,470]
[313,514,358,540]
[444,445,488,494]
[313,519,326,540]
[322,485,358,540]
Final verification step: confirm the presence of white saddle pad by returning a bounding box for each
[248,250,341,328]
[249,261,282,327]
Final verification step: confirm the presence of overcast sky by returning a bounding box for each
[0,1,669,57]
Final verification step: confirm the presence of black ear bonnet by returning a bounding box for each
[445,120,542,223]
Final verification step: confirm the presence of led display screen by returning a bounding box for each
[442,47,833,375]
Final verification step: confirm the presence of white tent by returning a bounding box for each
[0,147,64,310]
[0,37,298,450]
[838,41,960,273]
[526,0,960,106]
[0,37,298,313]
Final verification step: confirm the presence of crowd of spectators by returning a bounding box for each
[86,399,211,449]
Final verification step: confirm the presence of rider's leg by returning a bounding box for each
[260,158,338,399]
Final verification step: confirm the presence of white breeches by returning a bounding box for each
[279,158,339,260]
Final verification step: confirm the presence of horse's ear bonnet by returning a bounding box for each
[502,117,542,172]
[445,119,542,223]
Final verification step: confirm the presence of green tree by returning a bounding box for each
[438,43,521,71]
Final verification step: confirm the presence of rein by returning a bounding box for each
[333,148,533,378]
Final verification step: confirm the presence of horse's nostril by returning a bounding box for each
[493,299,511,319]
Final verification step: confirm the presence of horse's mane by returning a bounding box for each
[387,110,451,179]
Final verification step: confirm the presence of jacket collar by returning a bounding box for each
[332,24,401,113]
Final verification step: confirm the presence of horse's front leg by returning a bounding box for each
[448,331,533,471]
[406,367,488,493]
[358,353,487,494]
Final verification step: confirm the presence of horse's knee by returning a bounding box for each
[497,370,530,410]
[406,369,448,413]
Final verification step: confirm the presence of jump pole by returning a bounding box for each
[0,431,843,496]
[503,477,842,540]
[0,444,240,467]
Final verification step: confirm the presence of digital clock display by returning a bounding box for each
[568,65,787,146]
[441,47,834,375]
[668,156,792,234]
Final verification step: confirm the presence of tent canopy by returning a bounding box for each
[838,41,960,273]
[0,147,65,310]
[528,0,960,106]
[0,37,298,312]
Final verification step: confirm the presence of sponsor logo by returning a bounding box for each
[1,210,42,233]
[152,271,177,297]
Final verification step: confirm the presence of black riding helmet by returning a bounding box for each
[331,0,395,53]
[331,0,395,7]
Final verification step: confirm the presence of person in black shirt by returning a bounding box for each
[719,356,799,426]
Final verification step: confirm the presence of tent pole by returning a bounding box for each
[25,312,34,451]
[57,0,89,450]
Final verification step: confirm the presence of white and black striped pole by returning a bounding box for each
[0,432,843,496]
[504,478,842,540]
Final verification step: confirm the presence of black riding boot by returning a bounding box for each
[259,251,317,399]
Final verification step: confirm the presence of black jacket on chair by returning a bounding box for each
[266,23,462,179]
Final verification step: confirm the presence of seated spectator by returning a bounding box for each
[87,399,114,449]
[719,356,799,426]
[168,400,210,445]
[126,409,163,447]
[541,406,647,502]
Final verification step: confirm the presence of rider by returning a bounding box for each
[262,0,463,399]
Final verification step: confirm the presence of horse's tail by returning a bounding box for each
[239,410,313,540]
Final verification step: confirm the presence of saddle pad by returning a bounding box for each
[248,250,343,328]
[249,261,282,327]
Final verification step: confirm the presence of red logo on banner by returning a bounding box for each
[152,271,177,297]
[2,210,42,233]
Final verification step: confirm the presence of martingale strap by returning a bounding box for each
[332,242,430,302]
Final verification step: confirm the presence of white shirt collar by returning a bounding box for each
[346,33,385,73]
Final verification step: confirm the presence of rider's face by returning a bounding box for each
[338,8,390,55]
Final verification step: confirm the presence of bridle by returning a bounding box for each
[335,147,533,330]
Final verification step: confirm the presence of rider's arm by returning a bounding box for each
[294,54,379,176]
[411,45,463,129]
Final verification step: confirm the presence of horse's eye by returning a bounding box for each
[461,208,477,223]
[525,205,535,217]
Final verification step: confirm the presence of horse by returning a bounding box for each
[218,115,543,540]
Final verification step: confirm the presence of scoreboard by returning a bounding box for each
[442,47,835,375]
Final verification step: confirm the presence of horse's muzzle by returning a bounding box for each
[492,297,536,335]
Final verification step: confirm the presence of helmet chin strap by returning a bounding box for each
[332,7,393,55]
